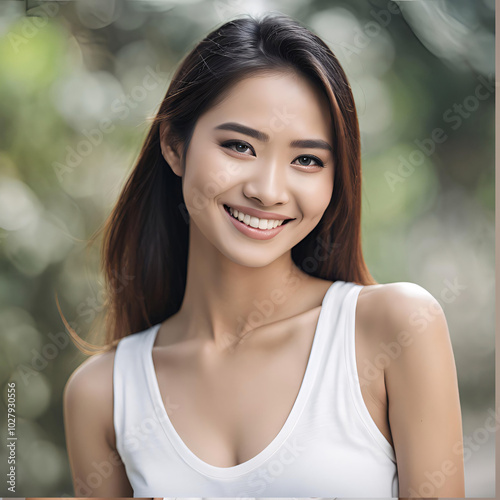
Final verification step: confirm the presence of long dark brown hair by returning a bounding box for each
[57,12,376,355]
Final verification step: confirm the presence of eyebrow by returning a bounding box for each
[214,122,333,152]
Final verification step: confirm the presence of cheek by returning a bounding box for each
[296,175,334,220]
[182,147,222,204]
[186,148,247,200]
[182,146,245,218]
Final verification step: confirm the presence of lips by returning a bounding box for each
[223,204,294,226]
[222,203,292,240]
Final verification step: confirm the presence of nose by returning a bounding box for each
[242,158,289,207]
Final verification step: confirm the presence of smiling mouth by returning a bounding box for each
[223,204,293,230]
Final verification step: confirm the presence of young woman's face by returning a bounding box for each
[175,71,335,268]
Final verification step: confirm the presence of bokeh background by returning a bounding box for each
[0,0,495,496]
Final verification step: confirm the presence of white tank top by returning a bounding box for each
[113,280,399,497]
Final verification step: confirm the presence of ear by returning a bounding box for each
[159,122,184,178]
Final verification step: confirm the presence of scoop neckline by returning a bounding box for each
[143,280,343,478]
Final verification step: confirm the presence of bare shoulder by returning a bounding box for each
[357,281,446,344]
[64,346,135,495]
[64,347,117,402]
[360,283,464,495]
[64,347,117,447]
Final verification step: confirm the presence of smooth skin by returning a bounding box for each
[64,71,465,498]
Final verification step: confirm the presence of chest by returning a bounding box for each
[151,305,391,468]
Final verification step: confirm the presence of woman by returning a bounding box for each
[62,12,465,498]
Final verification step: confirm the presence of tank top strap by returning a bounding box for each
[308,280,397,463]
[113,325,161,457]
[342,284,396,462]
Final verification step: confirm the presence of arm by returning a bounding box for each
[382,282,465,498]
[63,349,134,497]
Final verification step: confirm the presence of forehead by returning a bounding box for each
[198,71,333,141]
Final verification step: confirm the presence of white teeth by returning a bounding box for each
[228,206,286,230]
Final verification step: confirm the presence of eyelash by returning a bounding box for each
[220,140,326,168]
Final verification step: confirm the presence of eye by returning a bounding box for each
[292,155,325,168]
[220,140,325,169]
[221,140,255,155]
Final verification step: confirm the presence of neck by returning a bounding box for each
[177,222,314,351]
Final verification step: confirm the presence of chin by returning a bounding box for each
[220,246,285,269]
[215,235,295,267]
